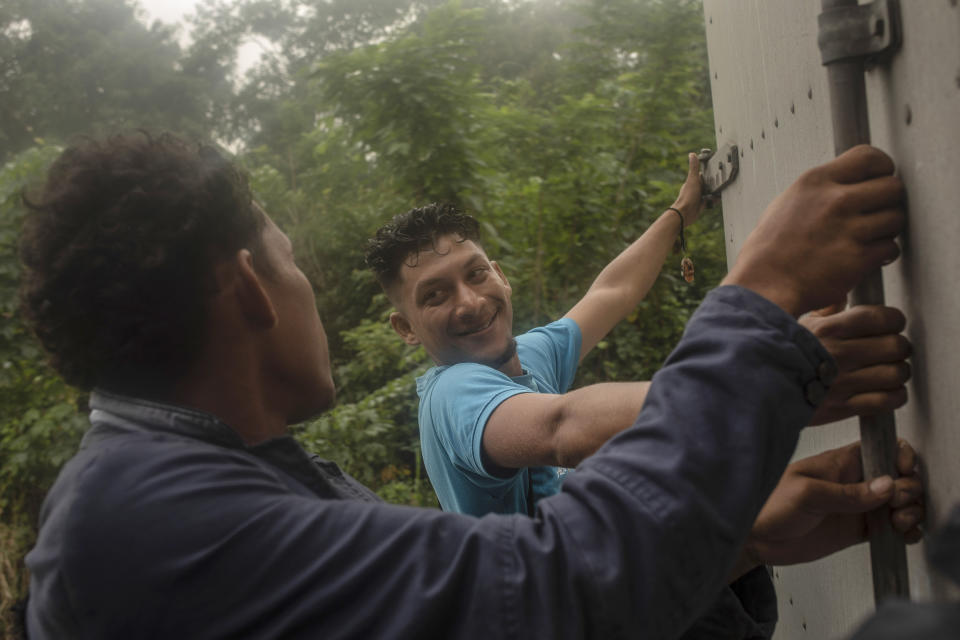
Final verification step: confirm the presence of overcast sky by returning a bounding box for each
[137,0,265,75]
[137,0,199,27]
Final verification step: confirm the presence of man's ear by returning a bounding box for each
[390,311,421,346]
[234,249,278,329]
[491,261,512,295]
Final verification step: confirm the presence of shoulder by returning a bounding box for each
[517,318,582,359]
[419,362,515,400]
[516,319,582,391]
[56,430,289,544]
[417,363,532,445]
[518,317,581,346]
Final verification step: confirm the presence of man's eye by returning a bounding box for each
[469,267,488,281]
[423,290,443,305]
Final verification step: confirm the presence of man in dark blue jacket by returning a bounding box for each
[20,133,920,638]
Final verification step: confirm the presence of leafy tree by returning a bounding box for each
[0,144,88,636]
[0,0,217,161]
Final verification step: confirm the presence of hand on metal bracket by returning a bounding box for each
[698,143,739,207]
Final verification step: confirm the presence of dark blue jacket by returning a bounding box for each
[25,286,833,639]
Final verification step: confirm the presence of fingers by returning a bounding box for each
[890,474,923,509]
[891,496,924,539]
[889,442,924,540]
[896,439,918,476]
[840,174,905,214]
[791,440,864,482]
[687,151,699,178]
[833,361,911,394]
[854,208,907,242]
[674,152,705,225]
[829,337,911,371]
[796,476,893,515]
[805,304,907,341]
[893,505,925,541]
[823,144,896,184]
[864,237,902,269]
[807,302,847,318]
[837,388,909,417]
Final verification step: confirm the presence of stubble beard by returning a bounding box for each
[482,337,518,371]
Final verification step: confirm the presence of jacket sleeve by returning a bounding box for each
[53,286,833,640]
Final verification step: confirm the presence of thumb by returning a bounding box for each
[798,475,894,515]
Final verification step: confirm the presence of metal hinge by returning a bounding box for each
[818,0,902,66]
[698,143,739,204]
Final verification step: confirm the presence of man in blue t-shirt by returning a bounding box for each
[415,317,581,514]
[366,153,913,518]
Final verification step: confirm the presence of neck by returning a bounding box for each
[169,318,290,446]
[171,366,288,446]
[497,354,523,377]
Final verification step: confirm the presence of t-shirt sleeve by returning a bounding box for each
[422,364,534,480]
[516,318,582,393]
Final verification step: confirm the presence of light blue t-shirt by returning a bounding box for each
[416,318,582,516]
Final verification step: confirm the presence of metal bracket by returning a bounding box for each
[698,143,739,204]
[818,0,901,66]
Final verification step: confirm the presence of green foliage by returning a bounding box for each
[0,145,88,637]
[312,2,490,204]
[0,0,221,161]
[294,368,438,507]
[0,146,88,518]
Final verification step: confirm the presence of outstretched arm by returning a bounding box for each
[484,146,907,474]
[565,153,704,361]
[481,381,651,471]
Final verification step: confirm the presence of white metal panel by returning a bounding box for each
[702,1,960,638]
[864,0,960,603]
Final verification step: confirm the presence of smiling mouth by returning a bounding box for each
[455,311,497,337]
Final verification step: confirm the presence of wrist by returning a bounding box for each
[667,204,688,229]
[721,267,805,318]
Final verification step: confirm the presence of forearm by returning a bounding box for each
[591,209,680,299]
[551,381,651,467]
[566,209,682,354]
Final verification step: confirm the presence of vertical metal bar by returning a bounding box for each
[820,0,910,604]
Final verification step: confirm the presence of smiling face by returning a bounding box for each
[389,235,520,375]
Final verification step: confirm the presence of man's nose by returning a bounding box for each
[453,284,483,318]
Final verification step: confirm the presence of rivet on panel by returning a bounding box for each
[808,87,813,99]
[790,102,795,114]
[719,125,723,134]
[740,148,744,157]
[761,129,766,139]
[714,71,718,80]
[802,622,807,631]
[905,104,912,125]
[710,15,713,23]
[750,139,754,150]
[774,118,779,128]
[873,18,885,37]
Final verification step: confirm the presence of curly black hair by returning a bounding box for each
[365,203,481,295]
[19,132,263,393]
